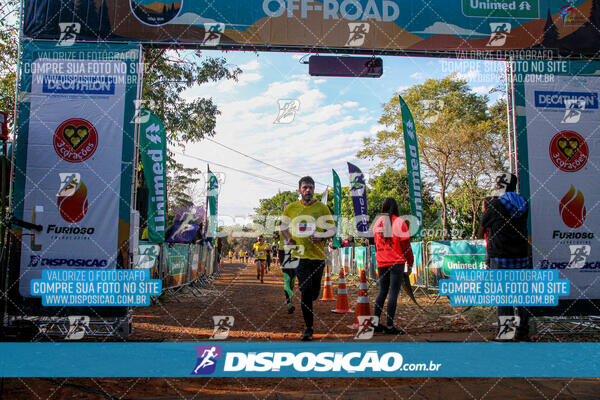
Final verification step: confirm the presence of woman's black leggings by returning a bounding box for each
[374,264,404,327]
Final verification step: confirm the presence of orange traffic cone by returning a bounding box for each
[332,268,353,313]
[349,269,371,329]
[320,265,335,301]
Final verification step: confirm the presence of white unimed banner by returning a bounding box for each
[19,59,127,297]
[524,74,600,299]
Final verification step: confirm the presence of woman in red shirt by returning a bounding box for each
[373,197,414,335]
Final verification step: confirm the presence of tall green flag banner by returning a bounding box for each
[333,169,342,248]
[207,170,219,239]
[140,110,167,243]
[399,95,423,239]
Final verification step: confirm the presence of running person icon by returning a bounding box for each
[214,316,233,333]
[193,346,218,374]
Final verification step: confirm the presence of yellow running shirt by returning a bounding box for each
[253,242,269,260]
[283,200,334,260]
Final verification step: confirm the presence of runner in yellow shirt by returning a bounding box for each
[227,250,233,262]
[252,235,269,283]
[282,176,335,341]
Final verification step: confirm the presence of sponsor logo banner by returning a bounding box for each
[523,72,600,299]
[462,0,540,19]
[549,131,588,172]
[16,43,140,298]
[442,254,486,277]
[534,91,599,109]
[2,342,600,377]
[43,75,116,95]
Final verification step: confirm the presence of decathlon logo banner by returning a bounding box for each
[13,42,141,298]
[534,91,599,109]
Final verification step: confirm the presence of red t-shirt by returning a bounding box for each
[373,215,414,268]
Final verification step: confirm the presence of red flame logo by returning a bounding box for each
[559,185,586,229]
[57,178,89,223]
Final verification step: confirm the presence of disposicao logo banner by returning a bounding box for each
[2,342,600,377]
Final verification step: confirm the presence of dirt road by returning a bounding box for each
[4,262,600,399]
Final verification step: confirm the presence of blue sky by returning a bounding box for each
[179,51,505,224]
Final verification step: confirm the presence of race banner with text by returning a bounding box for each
[139,110,167,244]
[399,95,423,239]
[347,162,369,238]
[21,1,600,59]
[2,342,600,377]
[332,169,342,247]
[13,41,141,298]
[515,60,600,302]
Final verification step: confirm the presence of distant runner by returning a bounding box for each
[253,235,269,283]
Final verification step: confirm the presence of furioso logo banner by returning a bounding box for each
[21,0,600,59]
[559,185,586,229]
[347,162,369,238]
[139,110,167,244]
[13,42,141,297]
[517,60,600,301]
[57,173,89,223]
[399,95,423,239]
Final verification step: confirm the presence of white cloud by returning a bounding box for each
[410,72,425,80]
[415,22,487,36]
[171,12,218,25]
[455,69,481,81]
[472,85,493,95]
[174,59,389,223]
[240,59,260,71]
[210,72,263,92]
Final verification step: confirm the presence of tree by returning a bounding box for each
[0,0,19,120]
[166,162,202,210]
[357,76,492,239]
[366,168,439,237]
[137,50,241,215]
[142,49,242,158]
[252,190,299,230]
[453,112,507,238]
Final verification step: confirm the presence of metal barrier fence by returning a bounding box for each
[134,241,222,302]
[325,240,487,290]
